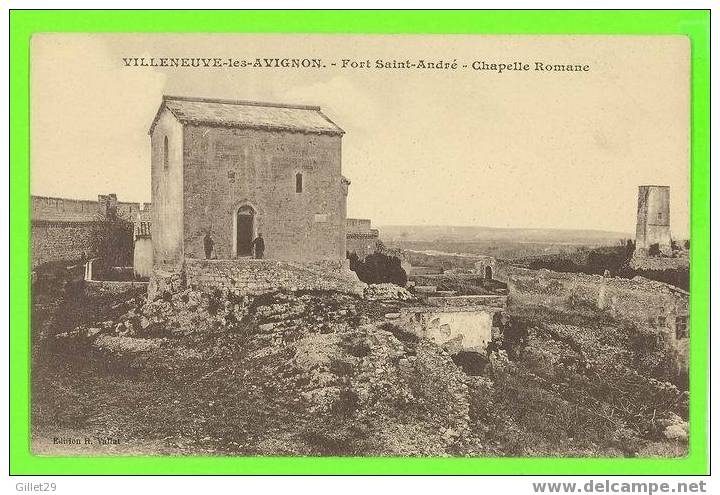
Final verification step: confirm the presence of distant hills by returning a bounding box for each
[377,225,632,246]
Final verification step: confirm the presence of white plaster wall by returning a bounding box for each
[133,237,153,278]
[409,310,493,352]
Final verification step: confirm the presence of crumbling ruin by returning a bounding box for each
[497,264,689,370]
[635,185,672,257]
[630,185,689,273]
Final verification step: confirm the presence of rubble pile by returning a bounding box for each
[363,283,415,301]
[59,285,476,455]
[38,271,690,457]
[63,287,252,342]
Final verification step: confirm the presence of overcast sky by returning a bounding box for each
[31,34,690,236]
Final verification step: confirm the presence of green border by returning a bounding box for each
[10,10,710,475]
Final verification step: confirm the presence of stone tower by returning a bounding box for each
[635,185,671,256]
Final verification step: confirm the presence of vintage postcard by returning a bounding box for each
[30,33,690,458]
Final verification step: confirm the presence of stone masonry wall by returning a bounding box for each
[346,231,380,259]
[182,259,364,295]
[31,221,97,267]
[32,196,99,222]
[346,218,372,233]
[425,294,507,309]
[31,194,145,268]
[636,185,672,255]
[32,195,143,223]
[182,125,346,262]
[497,264,689,367]
[498,265,688,322]
[629,255,689,271]
[346,218,380,260]
[402,250,480,270]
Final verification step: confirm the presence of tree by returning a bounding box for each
[624,239,635,260]
[90,209,134,267]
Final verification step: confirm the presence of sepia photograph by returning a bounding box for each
[29,33,691,458]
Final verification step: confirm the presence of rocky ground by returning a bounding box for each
[31,274,688,457]
[34,282,480,456]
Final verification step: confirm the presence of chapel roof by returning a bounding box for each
[149,95,344,136]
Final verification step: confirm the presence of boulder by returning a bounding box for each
[94,334,164,353]
[663,422,689,442]
[86,327,102,338]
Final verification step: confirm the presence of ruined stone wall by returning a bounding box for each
[636,185,672,254]
[426,294,507,309]
[473,256,497,278]
[629,255,689,271]
[31,220,97,267]
[182,125,346,262]
[406,251,497,279]
[498,265,689,359]
[182,259,364,295]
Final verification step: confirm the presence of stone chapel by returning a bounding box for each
[148,95,360,294]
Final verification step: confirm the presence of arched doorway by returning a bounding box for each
[235,205,255,257]
[484,265,493,280]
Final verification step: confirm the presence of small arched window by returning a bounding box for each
[163,136,169,170]
[295,172,303,193]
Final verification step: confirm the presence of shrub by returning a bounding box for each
[624,239,636,259]
[90,211,134,267]
[628,325,686,387]
[348,251,408,286]
[379,322,420,345]
[451,352,489,376]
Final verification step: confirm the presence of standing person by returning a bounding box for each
[203,232,214,260]
[252,233,265,259]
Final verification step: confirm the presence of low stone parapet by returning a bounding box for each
[629,255,690,271]
[181,258,365,296]
[425,294,508,309]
